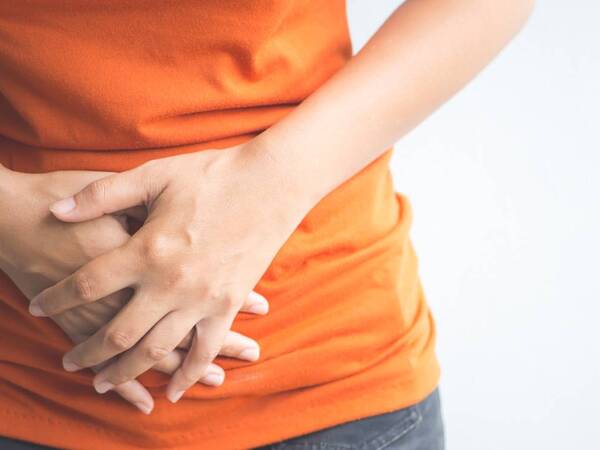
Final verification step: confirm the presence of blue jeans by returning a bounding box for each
[0,388,444,449]
[256,387,445,450]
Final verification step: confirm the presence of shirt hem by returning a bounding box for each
[0,357,440,450]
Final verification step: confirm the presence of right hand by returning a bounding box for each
[0,165,268,414]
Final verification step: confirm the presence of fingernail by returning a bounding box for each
[62,359,81,372]
[94,381,114,394]
[28,302,45,317]
[247,302,268,315]
[248,291,267,303]
[239,347,260,361]
[135,402,152,415]
[50,197,76,215]
[202,372,224,386]
[168,389,185,403]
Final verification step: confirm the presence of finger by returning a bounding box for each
[62,293,167,371]
[29,244,138,317]
[239,291,269,315]
[177,329,260,362]
[152,348,185,374]
[176,289,267,350]
[91,310,197,393]
[91,360,153,414]
[219,331,261,361]
[147,349,226,387]
[49,167,152,222]
[112,380,154,415]
[166,317,231,403]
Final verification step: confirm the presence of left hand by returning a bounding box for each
[29,142,309,402]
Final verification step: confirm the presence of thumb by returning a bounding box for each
[50,169,150,222]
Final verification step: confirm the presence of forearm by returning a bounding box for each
[255,0,534,208]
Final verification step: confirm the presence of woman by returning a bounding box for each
[0,1,533,449]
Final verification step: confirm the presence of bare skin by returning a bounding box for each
[0,166,269,413]
[1,0,534,414]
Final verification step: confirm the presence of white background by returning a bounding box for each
[347,1,600,449]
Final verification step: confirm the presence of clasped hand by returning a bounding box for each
[0,166,270,414]
[29,142,305,406]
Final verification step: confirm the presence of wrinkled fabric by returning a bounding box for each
[0,1,440,449]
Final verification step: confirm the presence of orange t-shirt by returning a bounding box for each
[0,1,440,449]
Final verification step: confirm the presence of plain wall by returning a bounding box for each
[346,1,600,449]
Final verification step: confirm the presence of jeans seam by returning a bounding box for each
[368,408,422,450]
[273,408,422,450]
[270,389,438,450]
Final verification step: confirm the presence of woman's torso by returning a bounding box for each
[0,1,439,448]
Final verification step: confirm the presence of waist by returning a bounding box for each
[0,191,438,448]
[0,145,411,390]
[0,151,439,446]
[0,137,440,442]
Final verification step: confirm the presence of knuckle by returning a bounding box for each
[87,179,109,203]
[214,288,245,315]
[104,329,133,352]
[106,369,129,386]
[164,264,195,289]
[218,295,237,314]
[140,233,175,263]
[71,272,95,302]
[178,366,198,384]
[195,350,215,363]
[193,341,219,364]
[139,162,163,196]
[144,345,170,362]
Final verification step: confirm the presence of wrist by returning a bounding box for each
[239,136,319,224]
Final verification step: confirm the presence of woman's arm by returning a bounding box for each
[252,0,535,207]
[32,0,534,405]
